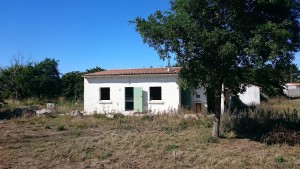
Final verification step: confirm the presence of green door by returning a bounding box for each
[134,87,143,112]
[181,88,192,109]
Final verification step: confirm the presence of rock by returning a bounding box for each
[46,103,55,109]
[12,107,36,118]
[21,107,36,118]
[36,109,52,116]
[106,114,114,118]
[183,114,199,120]
[71,110,83,117]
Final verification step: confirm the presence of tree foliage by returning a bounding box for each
[61,71,84,100]
[61,67,104,101]
[0,58,61,99]
[22,58,61,98]
[85,66,105,74]
[289,64,300,82]
[0,62,27,99]
[133,0,300,137]
[0,76,6,108]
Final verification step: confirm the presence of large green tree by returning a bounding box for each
[289,64,300,82]
[32,58,61,98]
[0,58,61,99]
[61,66,104,101]
[61,71,84,101]
[0,64,27,99]
[134,0,300,137]
[0,76,6,108]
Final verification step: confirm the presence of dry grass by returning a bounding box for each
[0,113,300,168]
[259,97,300,113]
[3,98,83,115]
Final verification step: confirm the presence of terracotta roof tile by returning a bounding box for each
[84,67,181,76]
[286,82,300,86]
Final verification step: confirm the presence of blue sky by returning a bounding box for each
[0,0,299,74]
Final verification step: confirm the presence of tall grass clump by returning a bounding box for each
[222,98,300,145]
[55,98,83,114]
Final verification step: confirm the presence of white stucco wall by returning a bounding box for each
[191,87,207,104]
[84,75,180,115]
[84,74,260,115]
[238,85,260,105]
[190,86,260,113]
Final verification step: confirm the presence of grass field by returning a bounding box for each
[0,110,300,168]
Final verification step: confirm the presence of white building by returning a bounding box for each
[83,67,260,115]
[284,82,300,98]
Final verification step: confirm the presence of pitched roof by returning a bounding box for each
[83,67,181,77]
[286,82,300,86]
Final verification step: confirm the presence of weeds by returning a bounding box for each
[99,152,113,160]
[202,134,218,143]
[165,143,179,151]
[141,115,154,121]
[56,125,66,131]
[222,98,300,145]
[274,156,285,163]
[1,98,300,168]
[261,124,300,145]
[0,110,299,169]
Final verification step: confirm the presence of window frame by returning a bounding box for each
[99,87,110,101]
[149,86,162,101]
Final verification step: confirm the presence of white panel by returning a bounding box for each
[238,86,260,105]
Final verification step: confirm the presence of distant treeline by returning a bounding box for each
[0,57,104,102]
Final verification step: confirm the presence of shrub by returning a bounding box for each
[113,113,125,119]
[93,113,107,119]
[274,156,285,163]
[141,115,154,121]
[178,120,189,130]
[56,125,66,131]
[224,101,300,143]
[165,143,179,151]
[202,134,218,143]
[160,126,175,134]
[260,124,300,145]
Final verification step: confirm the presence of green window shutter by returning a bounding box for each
[134,87,143,112]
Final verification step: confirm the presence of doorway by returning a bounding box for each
[125,87,134,111]
[125,87,143,112]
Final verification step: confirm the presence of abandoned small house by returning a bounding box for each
[284,82,300,98]
[83,67,260,115]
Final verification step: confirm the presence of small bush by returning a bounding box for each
[45,125,51,129]
[74,124,84,129]
[99,152,113,160]
[113,113,125,119]
[202,135,218,143]
[141,115,154,121]
[71,130,82,137]
[260,124,300,145]
[165,143,179,151]
[56,125,66,131]
[93,114,107,119]
[274,156,285,163]
[178,120,189,130]
[160,126,176,134]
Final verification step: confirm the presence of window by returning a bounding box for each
[150,87,161,100]
[196,90,201,98]
[100,87,110,100]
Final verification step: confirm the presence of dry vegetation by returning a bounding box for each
[0,98,300,168]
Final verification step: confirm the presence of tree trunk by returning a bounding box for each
[212,83,222,138]
[206,87,216,114]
